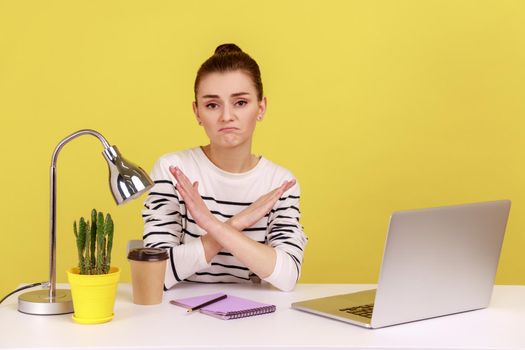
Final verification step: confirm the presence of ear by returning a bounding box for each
[192,101,201,125]
[257,96,267,121]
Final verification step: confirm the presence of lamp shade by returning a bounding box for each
[103,146,154,205]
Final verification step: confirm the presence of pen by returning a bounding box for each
[186,294,227,313]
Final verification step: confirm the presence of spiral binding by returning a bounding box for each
[225,304,276,319]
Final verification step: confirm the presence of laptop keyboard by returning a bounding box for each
[339,304,374,318]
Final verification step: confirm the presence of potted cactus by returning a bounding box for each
[67,209,121,324]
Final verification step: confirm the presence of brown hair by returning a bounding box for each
[194,43,263,101]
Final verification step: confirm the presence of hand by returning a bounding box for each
[169,166,218,232]
[231,179,296,231]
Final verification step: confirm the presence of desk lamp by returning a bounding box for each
[17,129,154,315]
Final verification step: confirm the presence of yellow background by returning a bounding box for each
[1,0,524,299]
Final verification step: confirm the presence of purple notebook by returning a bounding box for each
[170,293,276,320]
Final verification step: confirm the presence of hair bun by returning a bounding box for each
[214,43,243,55]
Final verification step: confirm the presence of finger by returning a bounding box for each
[266,185,286,205]
[175,183,187,202]
[177,180,198,204]
[274,180,295,199]
[283,179,296,193]
[277,180,291,194]
[267,181,288,200]
[169,166,185,186]
[172,166,189,185]
[270,186,284,200]
[175,182,188,197]
[171,166,193,189]
[176,183,198,211]
[192,181,199,190]
[278,179,294,193]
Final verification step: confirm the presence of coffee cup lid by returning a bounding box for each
[128,248,169,262]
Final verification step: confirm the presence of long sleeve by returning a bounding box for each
[142,148,308,290]
[142,157,210,289]
[263,181,308,292]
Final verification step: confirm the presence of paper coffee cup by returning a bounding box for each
[128,248,168,305]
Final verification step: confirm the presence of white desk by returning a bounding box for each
[0,284,524,350]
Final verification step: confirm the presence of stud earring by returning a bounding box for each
[257,116,262,121]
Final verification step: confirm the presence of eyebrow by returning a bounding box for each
[201,92,250,99]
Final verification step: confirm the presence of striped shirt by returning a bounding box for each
[142,147,307,291]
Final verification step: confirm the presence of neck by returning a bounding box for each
[202,143,258,173]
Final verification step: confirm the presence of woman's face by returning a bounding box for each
[193,70,266,150]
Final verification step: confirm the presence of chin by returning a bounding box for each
[216,139,249,150]
[216,135,246,148]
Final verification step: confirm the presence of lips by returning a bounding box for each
[219,127,239,132]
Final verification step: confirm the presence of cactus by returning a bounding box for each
[105,214,114,273]
[73,221,84,274]
[85,221,91,274]
[77,218,87,274]
[73,209,115,275]
[96,212,105,274]
[90,209,97,271]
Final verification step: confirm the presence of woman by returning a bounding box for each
[142,44,307,292]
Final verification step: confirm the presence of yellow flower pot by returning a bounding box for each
[67,266,120,324]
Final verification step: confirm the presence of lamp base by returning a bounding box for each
[18,289,73,315]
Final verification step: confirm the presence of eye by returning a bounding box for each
[235,100,248,107]
[205,103,219,109]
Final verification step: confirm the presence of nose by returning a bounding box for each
[220,105,235,122]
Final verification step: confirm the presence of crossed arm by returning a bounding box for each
[170,166,296,279]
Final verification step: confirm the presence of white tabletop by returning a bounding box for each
[0,283,524,350]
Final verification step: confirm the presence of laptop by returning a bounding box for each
[292,200,511,328]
